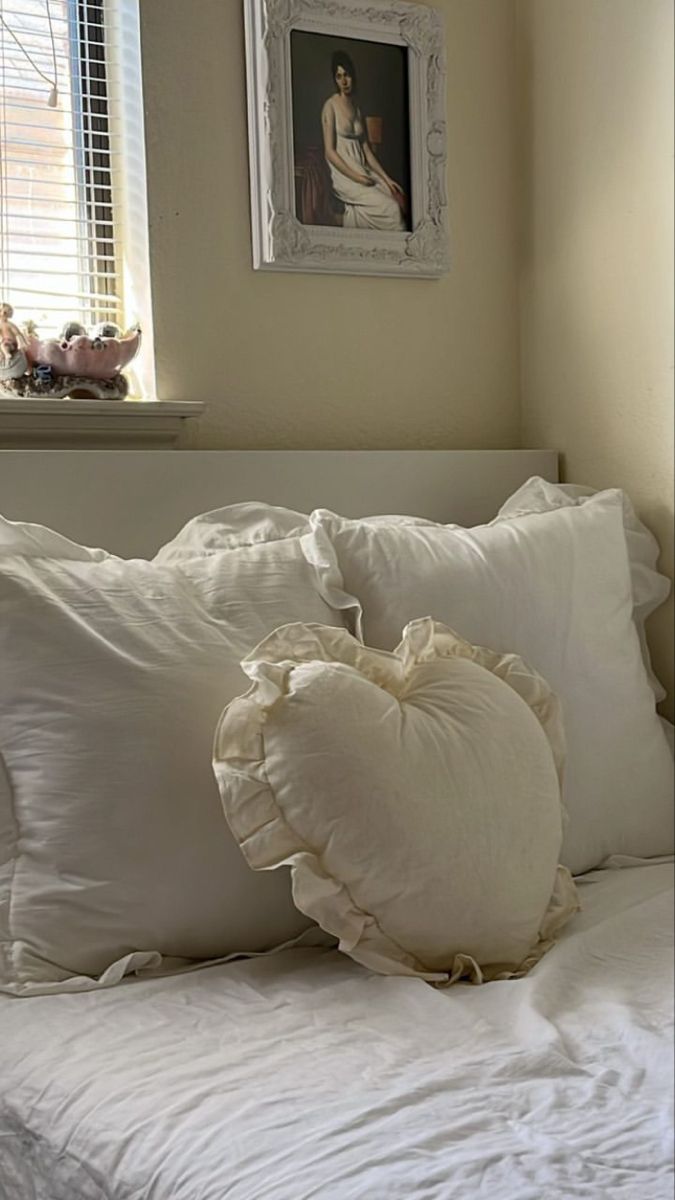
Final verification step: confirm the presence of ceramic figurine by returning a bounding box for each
[60,321,88,342]
[27,326,141,380]
[0,302,141,400]
[92,321,121,339]
[0,303,30,381]
[0,303,29,352]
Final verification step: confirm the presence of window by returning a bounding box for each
[0,0,154,397]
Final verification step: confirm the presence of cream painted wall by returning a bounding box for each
[517,0,674,715]
[140,0,520,449]
[140,0,672,706]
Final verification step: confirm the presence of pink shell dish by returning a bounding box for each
[27,329,141,380]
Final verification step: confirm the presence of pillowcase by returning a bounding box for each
[304,490,674,875]
[213,618,579,983]
[496,477,671,701]
[0,508,355,996]
[155,501,309,563]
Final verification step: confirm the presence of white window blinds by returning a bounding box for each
[0,0,154,396]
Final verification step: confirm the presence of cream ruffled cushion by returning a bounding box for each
[213,619,579,984]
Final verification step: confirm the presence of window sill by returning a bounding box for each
[0,399,205,449]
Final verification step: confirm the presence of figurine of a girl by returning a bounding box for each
[0,303,29,380]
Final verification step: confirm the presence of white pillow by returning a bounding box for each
[496,477,671,701]
[304,490,674,875]
[0,509,355,996]
[155,501,309,563]
[213,619,579,983]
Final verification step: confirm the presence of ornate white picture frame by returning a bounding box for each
[244,0,449,277]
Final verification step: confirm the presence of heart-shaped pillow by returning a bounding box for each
[213,618,579,983]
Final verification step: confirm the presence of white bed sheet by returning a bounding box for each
[0,862,672,1200]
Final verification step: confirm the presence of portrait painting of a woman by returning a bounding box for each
[321,51,406,230]
[291,32,412,232]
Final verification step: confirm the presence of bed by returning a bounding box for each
[0,450,672,1200]
[0,861,671,1200]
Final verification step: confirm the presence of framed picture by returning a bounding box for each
[244,0,449,278]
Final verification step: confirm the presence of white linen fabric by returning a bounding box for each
[0,508,356,996]
[305,491,674,876]
[213,618,578,983]
[0,862,671,1200]
[154,500,309,563]
[496,477,671,701]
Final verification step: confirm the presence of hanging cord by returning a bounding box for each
[0,0,58,106]
[45,0,58,105]
[0,2,7,299]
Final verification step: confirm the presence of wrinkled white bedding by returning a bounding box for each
[0,863,672,1200]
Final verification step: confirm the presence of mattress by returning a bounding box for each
[0,862,672,1200]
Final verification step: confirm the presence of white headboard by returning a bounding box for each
[0,450,557,558]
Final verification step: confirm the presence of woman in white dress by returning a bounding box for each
[321,51,407,231]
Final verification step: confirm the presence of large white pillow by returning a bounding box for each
[213,619,579,983]
[0,508,354,996]
[304,490,674,875]
[496,477,671,702]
